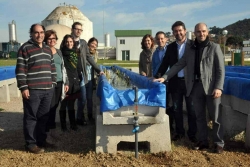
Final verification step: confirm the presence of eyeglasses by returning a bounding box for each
[47,38,57,41]
[74,28,83,32]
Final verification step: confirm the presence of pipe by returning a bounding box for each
[132,86,139,158]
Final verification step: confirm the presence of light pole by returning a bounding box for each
[222,30,228,62]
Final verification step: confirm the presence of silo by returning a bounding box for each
[186,31,192,40]
[105,33,110,47]
[9,20,17,42]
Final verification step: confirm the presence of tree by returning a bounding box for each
[209,26,222,35]
[226,36,243,48]
[165,32,171,37]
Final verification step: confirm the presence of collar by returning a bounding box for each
[156,44,167,51]
[176,38,187,46]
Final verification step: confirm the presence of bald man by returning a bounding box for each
[154,23,225,154]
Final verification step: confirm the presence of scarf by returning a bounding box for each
[62,47,78,71]
[143,48,153,64]
[194,36,209,79]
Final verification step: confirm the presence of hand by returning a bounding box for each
[64,85,69,93]
[212,89,222,98]
[99,71,104,75]
[153,78,165,83]
[141,72,146,76]
[21,89,30,99]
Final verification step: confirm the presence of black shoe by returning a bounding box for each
[172,134,184,141]
[76,119,87,126]
[38,141,56,149]
[193,141,209,150]
[70,125,78,131]
[189,137,197,143]
[61,126,68,132]
[214,145,223,154]
[25,145,44,154]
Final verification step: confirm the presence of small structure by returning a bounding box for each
[95,66,171,153]
[115,30,152,61]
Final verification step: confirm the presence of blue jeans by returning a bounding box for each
[77,80,93,121]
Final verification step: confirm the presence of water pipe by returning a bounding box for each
[132,86,139,158]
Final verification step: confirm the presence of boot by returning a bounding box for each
[59,110,67,132]
[68,110,78,131]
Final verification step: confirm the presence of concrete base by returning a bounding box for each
[246,114,250,148]
[0,78,20,103]
[96,107,171,153]
[221,104,247,139]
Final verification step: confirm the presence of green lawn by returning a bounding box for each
[1,58,250,67]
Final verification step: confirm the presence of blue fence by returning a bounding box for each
[0,66,16,81]
[224,66,250,101]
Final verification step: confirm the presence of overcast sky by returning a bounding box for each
[0,0,249,46]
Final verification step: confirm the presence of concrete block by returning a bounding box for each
[8,79,20,98]
[222,94,250,115]
[0,80,10,103]
[103,106,166,125]
[246,114,250,148]
[221,104,247,139]
[96,113,171,153]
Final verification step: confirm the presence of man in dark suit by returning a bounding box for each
[156,21,197,143]
[154,23,225,154]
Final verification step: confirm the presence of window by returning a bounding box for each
[120,39,125,44]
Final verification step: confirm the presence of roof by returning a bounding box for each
[115,30,152,37]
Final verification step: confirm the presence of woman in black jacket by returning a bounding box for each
[59,34,80,131]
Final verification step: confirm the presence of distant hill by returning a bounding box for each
[209,18,250,39]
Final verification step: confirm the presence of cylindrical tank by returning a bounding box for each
[105,33,110,47]
[8,20,17,42]
[186,31,192,40]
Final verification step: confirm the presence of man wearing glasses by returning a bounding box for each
[70,22,103,126]
[15,24,57,154]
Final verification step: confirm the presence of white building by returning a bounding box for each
[243,40,250,55]
[115,30,152,61]
[41,4,93,48]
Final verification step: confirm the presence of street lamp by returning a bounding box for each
[222,30,228,62]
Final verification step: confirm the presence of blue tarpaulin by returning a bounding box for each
[0,66,16,81]
[97,65,166,112]
[224,66,250,101]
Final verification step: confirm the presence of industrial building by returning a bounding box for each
[41,4,93,49]
[0,20,21,58]
[115,30,152,61]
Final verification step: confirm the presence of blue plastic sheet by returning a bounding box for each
[97,65,166,112]
[0,66,16,81]
[224,66,250,101]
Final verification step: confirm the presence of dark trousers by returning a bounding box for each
[171,79,197,138]
[23,88,54,148]
[165,82,174,132]
[191,82,224,147]
[46,82,62,131]
[77,80,93,120]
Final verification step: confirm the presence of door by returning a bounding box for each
[122,50,130,61]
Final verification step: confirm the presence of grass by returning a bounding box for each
[1,58,250,67]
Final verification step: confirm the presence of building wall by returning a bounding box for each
[116,36,142,61]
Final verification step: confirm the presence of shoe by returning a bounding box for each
[39,141,56,149]
[76,119,87,126]
[70,125,78,131]
[193,141,209,150]
[189,137,197,143]
[25,145,44,154]
[172,134,184,141]
[214,145,223,154]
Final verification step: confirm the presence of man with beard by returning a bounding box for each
[155,21,197,143]
[154,22,225,154]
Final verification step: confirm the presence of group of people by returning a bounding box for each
[15,20,225,155]
[15,22,102,154]
[139,21,225,154]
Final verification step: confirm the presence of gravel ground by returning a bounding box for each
[0,97,250,167]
